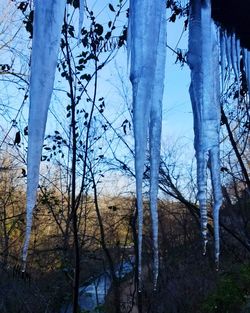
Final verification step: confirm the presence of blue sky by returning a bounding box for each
[164,16,193,144]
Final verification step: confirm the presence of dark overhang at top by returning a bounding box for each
[211,0,250,50]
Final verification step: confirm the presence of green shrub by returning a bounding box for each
[201,263,250,313]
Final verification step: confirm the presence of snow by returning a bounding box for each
[22,0,66,269]
[188,0,222,262]
[128,0,166,290]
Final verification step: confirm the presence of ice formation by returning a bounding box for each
[219,30,226,91]
[188,0,222,263]
[22,0,66,268]
[78,0,85,42]
[128,0,166,289]
[230,33,240,84]
[22,0,248,292]
[243,49,250,100]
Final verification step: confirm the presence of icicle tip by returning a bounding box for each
[202,239,208,256]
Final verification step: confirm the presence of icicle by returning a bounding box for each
[210,21,222,267]
[235,38,241,80]
[225,33,232,76]
[188,0,209,254]
[22,0,66,270]
[247,51,250,102]
[129,1,150,290]
[128,0,166,290]
[210,146,221,267]
[243,49,250,101]
[126,4,132,69]
[247,52,250,107]
[149,6,166,290]
[78,0,85,43]
[219,30,226,92]
[188,0,222,263]
[231,33,239,83]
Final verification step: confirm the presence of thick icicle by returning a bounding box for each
[188,0,208,253]
[188,0,222,262]
[128,0,166,290]
[22,0,66,269]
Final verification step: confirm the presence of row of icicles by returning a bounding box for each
[21,0,249,292]
[220,29,250,93]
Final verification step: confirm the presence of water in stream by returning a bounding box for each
[61,259,134,313]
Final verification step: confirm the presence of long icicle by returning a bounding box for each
[149,3,166,290]
[210,22,222,267]
[243,49,250,101]
[188,0,222,261]
[219,30,226,92]
[129,1,150,291]
[235,37,241,80]
[225,32,232,79]
[22,0,66,270]
[231,33,239,83]
[129,0,166,290]
[188,0,208,253]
